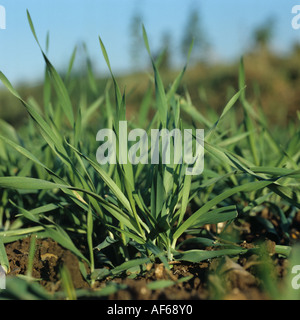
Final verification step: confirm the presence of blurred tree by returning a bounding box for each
[253,17,276,52]
[181,6,209,63]
[129,11,144,69]
[158,31,172,71]
[292,43,300,56]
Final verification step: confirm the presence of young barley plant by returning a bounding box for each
[0,11,299,289]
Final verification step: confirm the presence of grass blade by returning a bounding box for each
[0,238,9,273]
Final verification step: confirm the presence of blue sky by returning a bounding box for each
[0,0,300,85]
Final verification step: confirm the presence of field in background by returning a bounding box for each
[1,42,300,129]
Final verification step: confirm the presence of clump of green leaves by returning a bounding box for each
[0,11,299,289]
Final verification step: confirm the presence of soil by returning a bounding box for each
[3,210,300,300]
[5,237,89,293]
